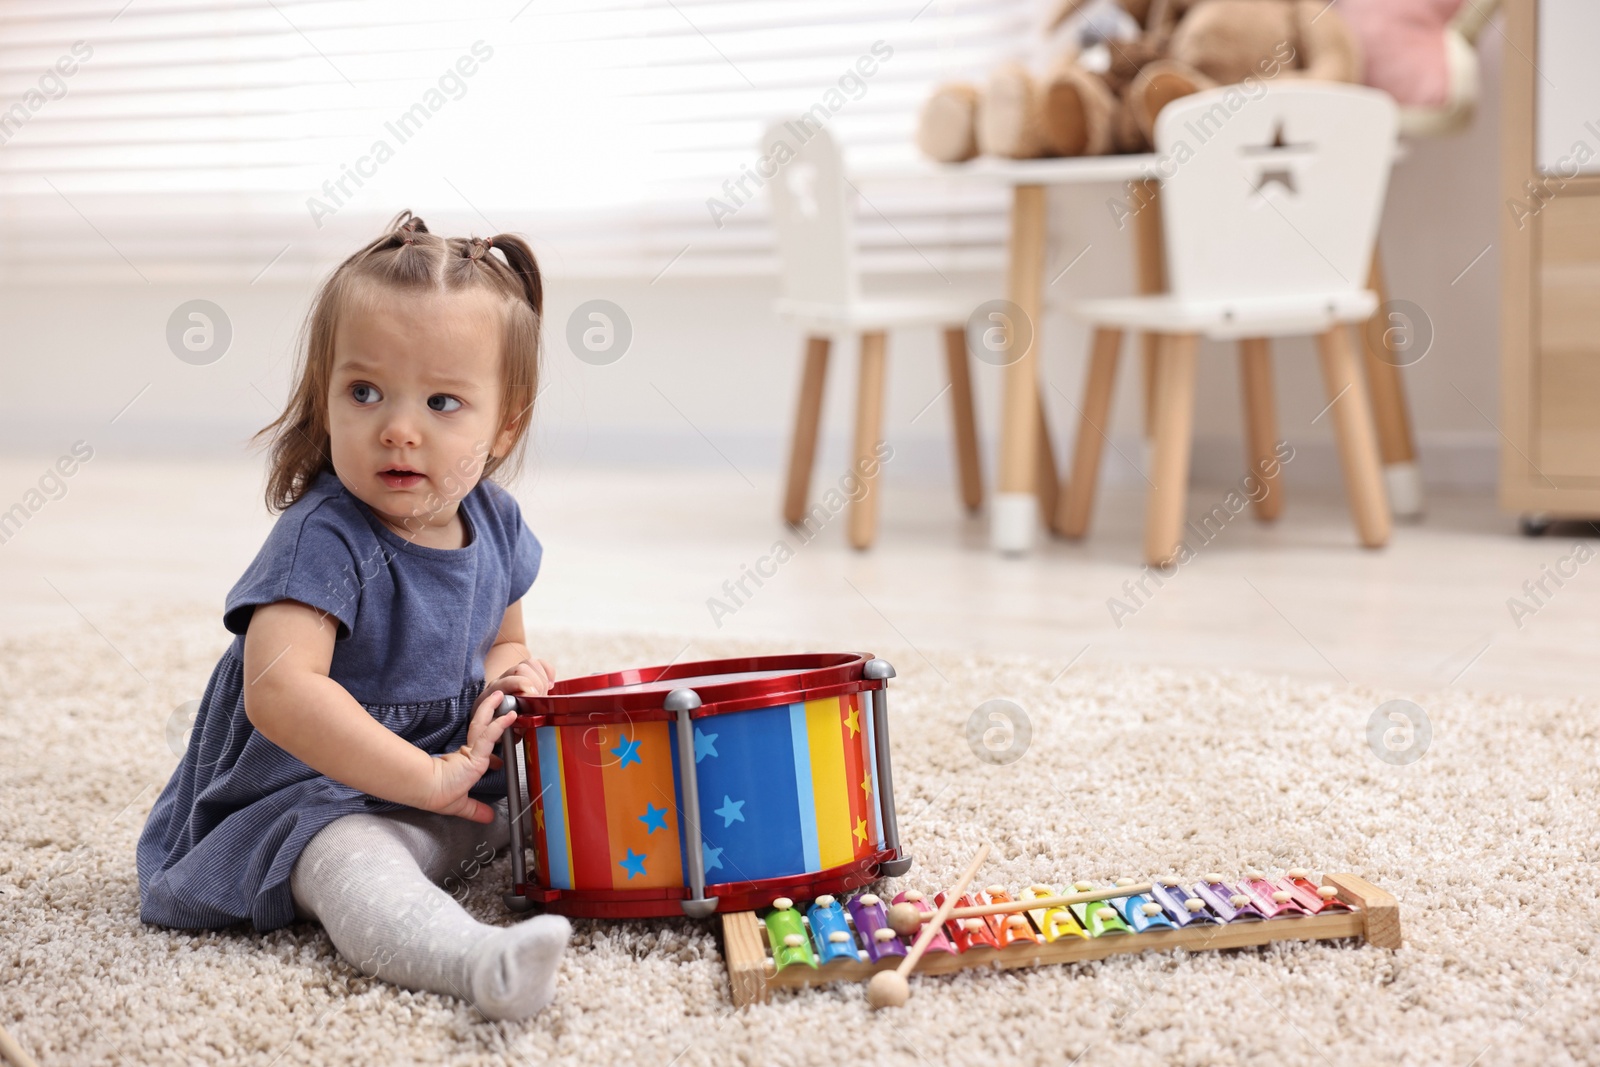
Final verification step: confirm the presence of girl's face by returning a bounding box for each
[327,286,518,539]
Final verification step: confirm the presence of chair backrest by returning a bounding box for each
[1155,83,1398,303]
[763,118,858,305]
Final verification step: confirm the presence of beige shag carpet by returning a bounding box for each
[1,604,1597,1067]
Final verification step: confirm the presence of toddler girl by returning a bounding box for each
[137,210,571,1021]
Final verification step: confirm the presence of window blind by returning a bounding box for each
[0,0,1030,283]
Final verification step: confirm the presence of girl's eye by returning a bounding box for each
[428,394,462,413]
[351,383,381,404]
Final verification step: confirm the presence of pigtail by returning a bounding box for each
[484,233,543,321]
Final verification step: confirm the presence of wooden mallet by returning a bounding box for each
[866,841,991,1009]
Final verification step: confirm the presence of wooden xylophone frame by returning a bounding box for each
[720,872,1400,1007]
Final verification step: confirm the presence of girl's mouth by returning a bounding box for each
[379,469,424,489]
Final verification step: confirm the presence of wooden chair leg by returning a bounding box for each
[848,331,889,550]
[942,326,983,513]
[783,335,832,525]
[1131,179,1167,441]
[1237,337,1283,523]
[1036,393,1060,530]
[1055,326,1124,538]
[1361,251,1424,517]
[1317,324,1392,549]
[1144,333,1199,567]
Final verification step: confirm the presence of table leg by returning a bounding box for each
[993,183,1049,555]
[1360,250,1424,519]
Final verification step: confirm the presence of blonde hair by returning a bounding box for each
[251,209,543,513]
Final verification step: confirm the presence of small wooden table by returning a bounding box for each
[856,156,1158,554]
[856,154,1419,556]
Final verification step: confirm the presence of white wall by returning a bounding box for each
[0,35,1504,495]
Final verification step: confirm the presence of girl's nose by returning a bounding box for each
[381,417,419,449]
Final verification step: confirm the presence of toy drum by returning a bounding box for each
[495,653,911,918]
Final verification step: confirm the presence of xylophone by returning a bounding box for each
[721,855,1401,1008]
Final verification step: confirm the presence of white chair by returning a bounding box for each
[1055,84,1397,566]
[765,119,994,549]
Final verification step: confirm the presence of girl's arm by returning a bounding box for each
[482,598,554,696]
[241,599,439,809]
[483,598,532,684]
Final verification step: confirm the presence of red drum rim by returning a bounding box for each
[512,849,896,918]
[516,652,877,723]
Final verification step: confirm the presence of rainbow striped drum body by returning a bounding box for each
[496,653,911,918]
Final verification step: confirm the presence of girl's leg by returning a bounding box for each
[289,800,570,1021]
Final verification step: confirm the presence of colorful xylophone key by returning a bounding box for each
[890,890,955,955]
[1069,881,1131,937]
[763,896,817,970]
[1149,878,1225,927]
[1193,873,1267,923]
[847,893,908,963]
[806,894,861,964]
[1021,884,1089,941]
[1285,868,1355,913]
[981,885,1042,947]
[935,892,1002,951]
[1108,878,1177,933]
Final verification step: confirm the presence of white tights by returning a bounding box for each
[289,798,570,1021]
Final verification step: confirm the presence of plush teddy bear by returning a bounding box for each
[916,0,1363,163]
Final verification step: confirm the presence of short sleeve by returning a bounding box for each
[223,502,367,640]
[503,494,542,607]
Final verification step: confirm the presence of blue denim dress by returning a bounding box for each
[136,467,541,931]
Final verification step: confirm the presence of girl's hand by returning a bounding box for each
[492,656,556,702]
[417,685,519,823]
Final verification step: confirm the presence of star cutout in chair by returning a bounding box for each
[843,706,861,737]
[1254,167,1297,195]
[853,817,868,846]
[703,843,724,872]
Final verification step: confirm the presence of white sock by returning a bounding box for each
[289,801,571,1021]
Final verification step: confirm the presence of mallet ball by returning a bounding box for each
[867,970,910,1009]
[886,902,924,938]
